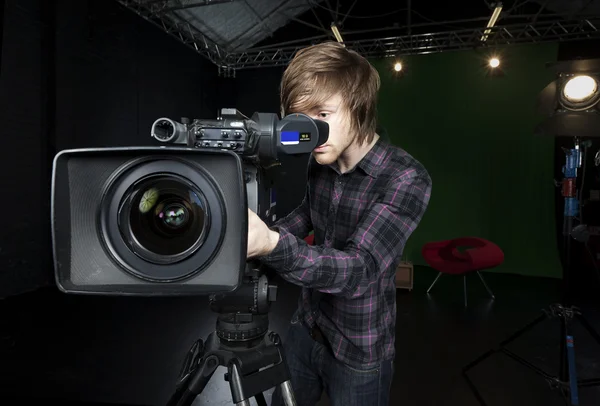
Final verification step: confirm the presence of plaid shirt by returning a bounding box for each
[259,138,432,368]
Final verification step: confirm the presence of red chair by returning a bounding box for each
[422,237,504,306]
[304,234,315,245]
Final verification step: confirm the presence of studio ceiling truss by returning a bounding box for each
[117,0,600,71]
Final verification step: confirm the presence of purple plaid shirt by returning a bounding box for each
[259,138,432,368]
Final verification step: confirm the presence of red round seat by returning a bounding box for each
[304,234,315,245]
[422,237,504,306]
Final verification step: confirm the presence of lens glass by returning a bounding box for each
[119,175,210,262]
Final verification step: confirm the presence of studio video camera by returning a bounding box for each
[51,108,328,406]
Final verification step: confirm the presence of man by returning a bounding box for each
[246,41,432,406]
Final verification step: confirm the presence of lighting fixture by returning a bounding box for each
[481,3,503,42]
[330,23,344,46]
[560,75,600,110]
[535,58,600,139]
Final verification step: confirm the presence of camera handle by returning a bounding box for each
[166,329,296,406]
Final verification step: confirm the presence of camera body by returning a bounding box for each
[51,109,327,297]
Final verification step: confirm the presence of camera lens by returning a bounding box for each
[159,203,188,229]
[118,174,210,264]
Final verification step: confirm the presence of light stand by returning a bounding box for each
[462,137,600,406]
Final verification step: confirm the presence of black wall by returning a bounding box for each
[0,0,220,298]
[1,0,54,298]
[54,0,220,151]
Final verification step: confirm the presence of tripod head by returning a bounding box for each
[208,261,278,346]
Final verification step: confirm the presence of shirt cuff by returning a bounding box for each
[259,226,295,271]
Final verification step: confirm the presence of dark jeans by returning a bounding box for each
[271,316,394,406]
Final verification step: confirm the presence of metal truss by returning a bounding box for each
[117,0,600,71]
[229,17,600,69]
[116,0,230,66]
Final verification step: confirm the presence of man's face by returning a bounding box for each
[301,93,354,166]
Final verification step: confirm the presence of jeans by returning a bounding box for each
[271,316,394,406]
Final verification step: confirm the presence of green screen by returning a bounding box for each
[370,43,562,278]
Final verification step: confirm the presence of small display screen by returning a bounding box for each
[281,131,299,145]
[281,131,311,145]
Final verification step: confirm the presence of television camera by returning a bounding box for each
[51,108,328,406]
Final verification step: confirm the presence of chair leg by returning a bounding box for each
[477,271,495,299]
[427,272,442,293]
[463,275,468,307]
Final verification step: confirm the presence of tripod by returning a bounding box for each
[463,138,600,406]
[166,269,297,406]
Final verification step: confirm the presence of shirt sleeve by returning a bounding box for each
[270,190,312,240]
[259,168,432,298]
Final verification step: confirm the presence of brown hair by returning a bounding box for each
[280,41,380,146]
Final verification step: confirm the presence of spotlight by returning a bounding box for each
[394,62,402,72]
[483,54,505,78]
[535,58,600,138]
[559,75,599,111]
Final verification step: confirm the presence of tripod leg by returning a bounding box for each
[462,367,490,406]
[559,313,567,383]
[575,313,600,344]
[167,354,220,406]
[254,392,267,406]
[565,335,580,406]
[498,313,547,347]
[229,362,251,406]
[574,313,600,389]
[279,380,297,406]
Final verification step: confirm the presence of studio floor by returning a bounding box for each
[0,266,599,406]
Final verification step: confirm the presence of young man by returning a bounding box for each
[246,41,432,406]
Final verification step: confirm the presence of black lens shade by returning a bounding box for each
[51,147,247,295]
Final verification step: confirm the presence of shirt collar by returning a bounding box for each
[355,137,388,178]
[323,137,389,178]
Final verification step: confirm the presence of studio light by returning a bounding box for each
[535,58,600,138]
[480,2,503,42]
[559,75,599,111]
[483,54,504,78]
[394,62,402,72]
[330,23,344,46]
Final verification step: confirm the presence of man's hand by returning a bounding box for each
[247,209,280,258]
